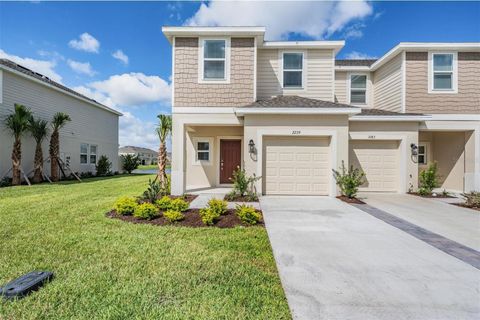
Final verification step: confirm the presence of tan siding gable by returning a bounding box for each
[334,71,347,104]
[256,49,334,101]
[405,52,480,114]
[373,53,403,112]
[174,37,255,107]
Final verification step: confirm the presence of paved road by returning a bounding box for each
[260,196,480,320]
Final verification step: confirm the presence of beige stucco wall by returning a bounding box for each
[372,53,403,112]
[243,114,350,196]
[349,121,419,192]
[405,52,480,114]
[0,70,119,177]
[185,126,243,189]
[173,37,255,107]
[256,49,335,101]
[419,130,475,192]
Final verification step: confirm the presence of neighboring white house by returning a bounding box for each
[119,146,159,165]
[0,59,122,179]
[163,26,480,196]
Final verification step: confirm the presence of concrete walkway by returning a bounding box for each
[261,196,480,320]
[188,188,261,209]
[360,193,480,251]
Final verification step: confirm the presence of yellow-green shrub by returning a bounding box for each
[199,208,220,226]
[156,196,172,210]
[170,198,189,212]
[207,198,228,215]
[163,209,184,223]
[114,196,138,215]
[235,204,262,225]
[133,203,158,220]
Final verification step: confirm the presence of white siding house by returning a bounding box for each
[0,59,121,179]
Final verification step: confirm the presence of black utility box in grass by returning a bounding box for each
[1,271,54,300]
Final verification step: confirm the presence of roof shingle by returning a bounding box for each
[244,95,359,109]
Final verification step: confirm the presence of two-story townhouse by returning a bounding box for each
[0,59,121,179]
[162,26,480,196]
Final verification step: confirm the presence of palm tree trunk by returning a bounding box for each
[158,142,167,186]
[50,130,59,182]
[11,137,22,186]
[33,143,43,183]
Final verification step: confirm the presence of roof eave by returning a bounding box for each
[261,40,345,53]
[162,26,266,44]
[350,115,432,121]
[235,107,360,116]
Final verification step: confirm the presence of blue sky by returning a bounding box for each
[1,1,479,149]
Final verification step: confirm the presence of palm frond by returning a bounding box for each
[3,104,33,138]
[156,114,172,143]
[51,112,71,130]
[29,117,49,143]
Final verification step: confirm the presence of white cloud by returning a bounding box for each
[37,50,65,61]
[344,51,377,59]
[343,23,365,39]
[68,33,100,53]
[88,73,171,107]
[67,59,96,76]
[119,111,159,150]
[0,49,62,82]
[185,0,373,40]
[112,50,129,65]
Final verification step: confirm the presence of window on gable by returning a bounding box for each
[283,53,303,88]
[203,40,226,80]
[432,53,454,90]
[350,75,367,104]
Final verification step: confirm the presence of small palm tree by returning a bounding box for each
[28,117,49,183]
[3,104,33,185]
[49,112,71,182]
[156,114,172,189]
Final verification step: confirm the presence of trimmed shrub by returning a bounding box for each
[235,204,262,225]
[199,208,220,226]
[133,203,158,220]
[156,195,172,210]
[207,198,228,215]
[121,154,141,174]
[462,191,480,208]
[114,196,138,215]
[163,209,184,223]
[419,162,439,195]
[227,166,261,201]
[170,198,189,212]
[96,155,112,176]
[332,161,365,198]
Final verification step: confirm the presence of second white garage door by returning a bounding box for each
[349,140,400,192]
[264,137,330,195]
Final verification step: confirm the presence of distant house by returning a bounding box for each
[119,146,162,165]
[0,59,122,178]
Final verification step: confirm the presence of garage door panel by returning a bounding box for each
[264,137,330,195]
[350,140,399,192]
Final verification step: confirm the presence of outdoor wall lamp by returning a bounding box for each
[410,143,418,156]
[248,139,256,154]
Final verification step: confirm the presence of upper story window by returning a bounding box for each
[349,74,367,104]
[283,52,303,88]
[429,52,457,93]
[199,38,230,83]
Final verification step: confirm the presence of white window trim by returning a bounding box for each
[279,50,306,90]
[89,144,98,164]
[428,51,458,94]
[418,142,429,165]
[198,37,231,84]
[80,143,89,165]
[347,72,369,106]
[192,137,213,166]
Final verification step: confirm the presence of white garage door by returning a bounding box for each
[264,137,330,195]
[349,140,400,192]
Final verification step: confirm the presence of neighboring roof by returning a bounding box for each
[119,146,158,154]
[243,95,358,109]
[357,109,423,116]
[350,108,431,121]
[335,59,377,67]
[0,59,122,116]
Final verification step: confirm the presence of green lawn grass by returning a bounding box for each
[136,164,171,170]
[0,175,290,319]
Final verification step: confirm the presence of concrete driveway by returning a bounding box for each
[260,196,480,320]
[360,193,480,251]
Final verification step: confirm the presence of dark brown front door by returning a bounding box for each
[220,139,241,184]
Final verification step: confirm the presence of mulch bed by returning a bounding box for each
[223,195,259,202]
[107,208,264,228]
[336,196,365,204]
[451,203,480,212]
[170,194,198,203]
[408,192,454,199]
